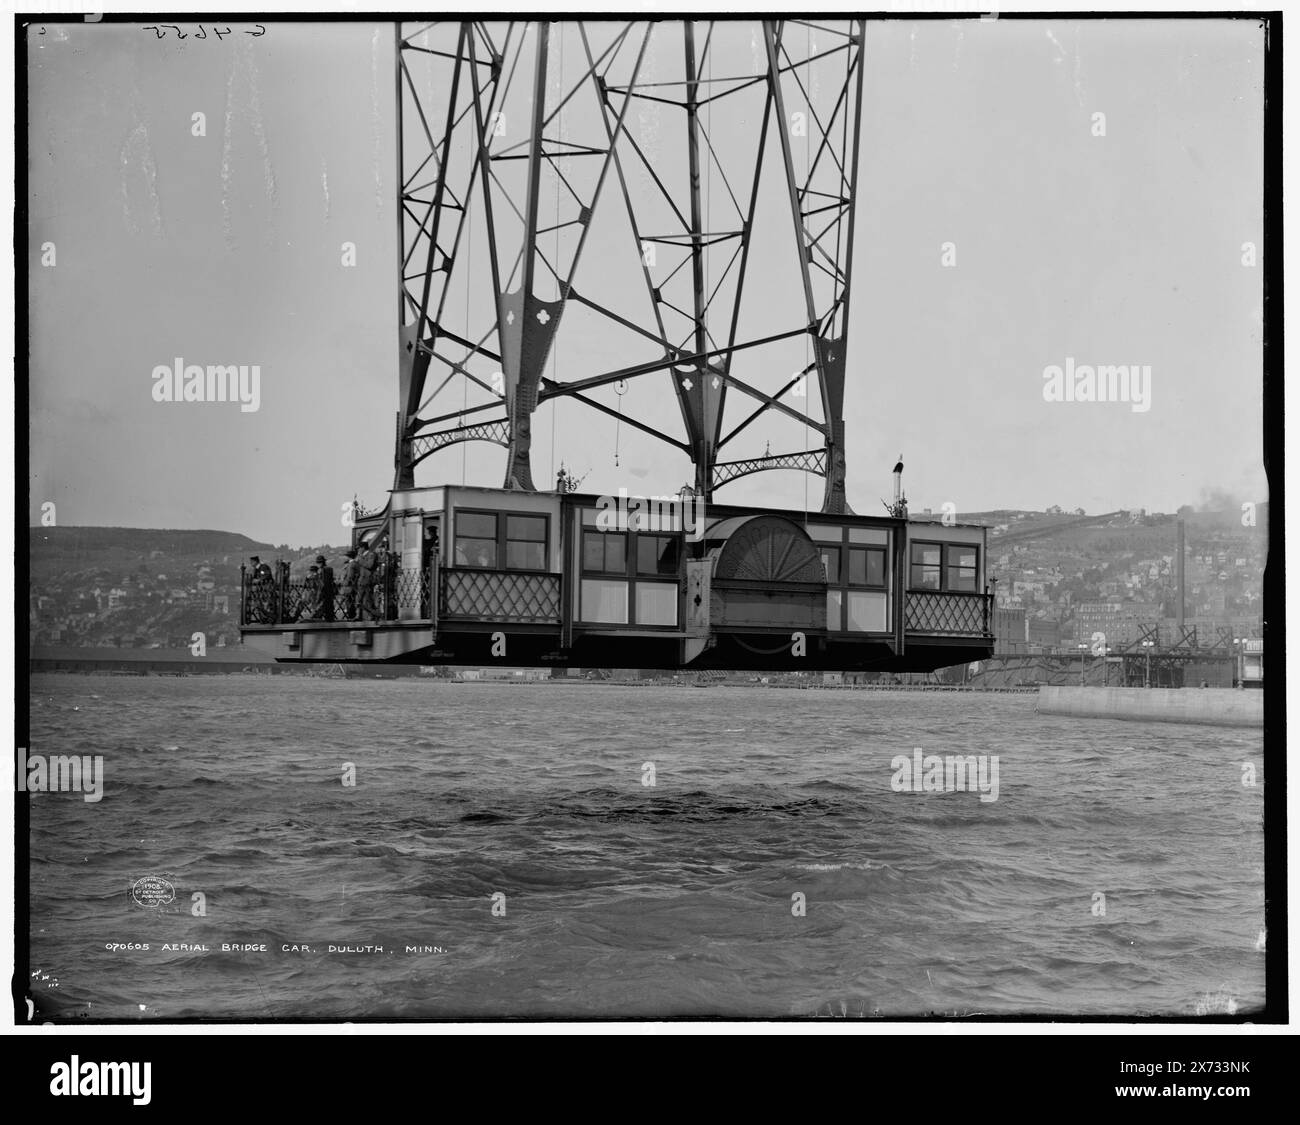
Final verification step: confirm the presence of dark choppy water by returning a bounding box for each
[26,674,1265,1020]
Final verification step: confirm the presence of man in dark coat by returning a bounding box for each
[315,554,336,621]
[339,548,359,621]
[356,540,379,622]
[298,564,323,622]
[249,555,274,623]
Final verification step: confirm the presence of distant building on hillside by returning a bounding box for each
[1074,601,1161,647]
[1027,618,1061,649]
[992,607,1028,653]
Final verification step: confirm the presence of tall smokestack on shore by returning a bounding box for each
[1176,518,1185,633]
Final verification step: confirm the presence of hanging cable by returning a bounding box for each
[613,378,626,466]
[462,177,471,487]
[707,25,717,499]
[795,21,806,522]
[550,27,562,487]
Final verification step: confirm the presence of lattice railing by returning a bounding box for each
[905,590,991,636]
[393,567,431,618]
[440,568,561,623]
[241,557,429,625]
[249,577,382,624]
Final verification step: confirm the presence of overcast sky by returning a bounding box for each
[27,17,1266,546]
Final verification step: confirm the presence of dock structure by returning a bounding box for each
[1036,686,1263,728]
[970,623,1258,689]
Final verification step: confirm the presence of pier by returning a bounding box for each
[1036,685,1263,727]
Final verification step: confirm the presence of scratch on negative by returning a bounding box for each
[371,26,384,215]
[119,107,163,237]
[246,45,279,210]
[221,53,236,248]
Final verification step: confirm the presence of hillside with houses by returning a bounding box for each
[28,527,344,651]
[26,504,1266,655]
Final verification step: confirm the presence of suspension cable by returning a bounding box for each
[462,169,471,487]
[802,20,811,524]
[550,27,562,487]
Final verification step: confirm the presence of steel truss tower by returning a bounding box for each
[394,19,865,513]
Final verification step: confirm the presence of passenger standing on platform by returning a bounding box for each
[373,550,389,622]
[356,540,379,622]
[299,564,323,622]
[276,559,291,622]
[316,554,336,621]
[340,548,359,621]
[249,556,274,623]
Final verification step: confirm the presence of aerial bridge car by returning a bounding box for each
[240,482,992,671]
[240,19,995,671]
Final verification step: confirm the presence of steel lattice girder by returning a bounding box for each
[394,19,866,512]
[712,448,826,489]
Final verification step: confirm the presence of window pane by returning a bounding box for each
[637,535,677,576]
[911,565,941,590]
[581,578,628,624]
[506,540,545,570]
[660,538,680,574]
[848,549,866,586]
[866,549,885,587]
[912,543,941,566]
[635,581,677,626]
[946,545,977,570]
[849,527,887,545]
[584,532,625,573]
[507,515,547,542]
[456,537,497,568]
[635,536,657,574]
[603,535,626,573]
[847,590,888,631]
[457,512,496,539]
[821,549,840,584]
[807,525,842,544]
[848,548,885,587]
[826,588,843,631]
[948,569,977,592]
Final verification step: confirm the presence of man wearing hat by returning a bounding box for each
[315,554,336,622]
[299,563,323,622]
[340,548,359,621]
[356,538,379,622]
[248,555,274,623]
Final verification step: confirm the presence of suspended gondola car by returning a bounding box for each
[240,20,995,671]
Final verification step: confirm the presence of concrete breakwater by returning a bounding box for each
[1037,685,1263,727]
